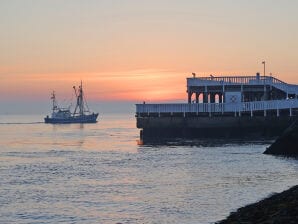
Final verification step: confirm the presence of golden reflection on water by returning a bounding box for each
[0,115,139,153]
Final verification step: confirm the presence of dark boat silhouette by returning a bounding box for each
[44,81,98,124]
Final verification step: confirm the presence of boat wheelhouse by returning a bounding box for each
[136,73,298,140]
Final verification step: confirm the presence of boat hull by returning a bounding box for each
[44,113,99,124]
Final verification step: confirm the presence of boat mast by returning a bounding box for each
[73,81,85,116]
[79,81,84,116]
[51,91,57,113]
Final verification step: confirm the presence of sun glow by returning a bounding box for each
[0,70,186,102]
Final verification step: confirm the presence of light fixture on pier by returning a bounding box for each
[262,61,266,76]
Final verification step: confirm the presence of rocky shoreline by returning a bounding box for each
[216,185,298,224]
[264,120,298,157]
[217,120,298,223]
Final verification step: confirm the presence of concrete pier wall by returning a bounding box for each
[137,115,296,140]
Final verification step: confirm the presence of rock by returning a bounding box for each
[216,185,298,224]
[264,120,298,156]
[218,123,298,224]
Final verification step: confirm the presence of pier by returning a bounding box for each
[136,74,298,140]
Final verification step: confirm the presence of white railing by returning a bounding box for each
[187,76,298,95]
[136,99,298,114]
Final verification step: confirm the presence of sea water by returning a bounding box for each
[0,114,297,224]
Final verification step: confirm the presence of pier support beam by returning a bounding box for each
[188,92,192,103]
[222,85,225,103]
[219,94,223,103]
[195,93,199,103]
[203,93,208,103]
[210,93,216,103]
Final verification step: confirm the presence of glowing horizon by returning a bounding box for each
[2,69,297,103]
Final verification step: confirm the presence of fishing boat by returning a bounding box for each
[44,81,98,124]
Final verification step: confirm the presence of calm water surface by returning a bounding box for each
[0,114,297,224]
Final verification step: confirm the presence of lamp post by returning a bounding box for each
[262,61,266,100]
[262,61,266,76]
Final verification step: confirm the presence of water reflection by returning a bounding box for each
[1,114,297,224]
[138,137,274,148]
[50,123,86,149]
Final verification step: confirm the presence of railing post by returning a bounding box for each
[209,103,211,117]
[158,105,160,117]
[221,103,224,114]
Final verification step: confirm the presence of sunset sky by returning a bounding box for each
[1,0,298,113]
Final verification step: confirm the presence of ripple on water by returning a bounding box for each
[0,115,298,223]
